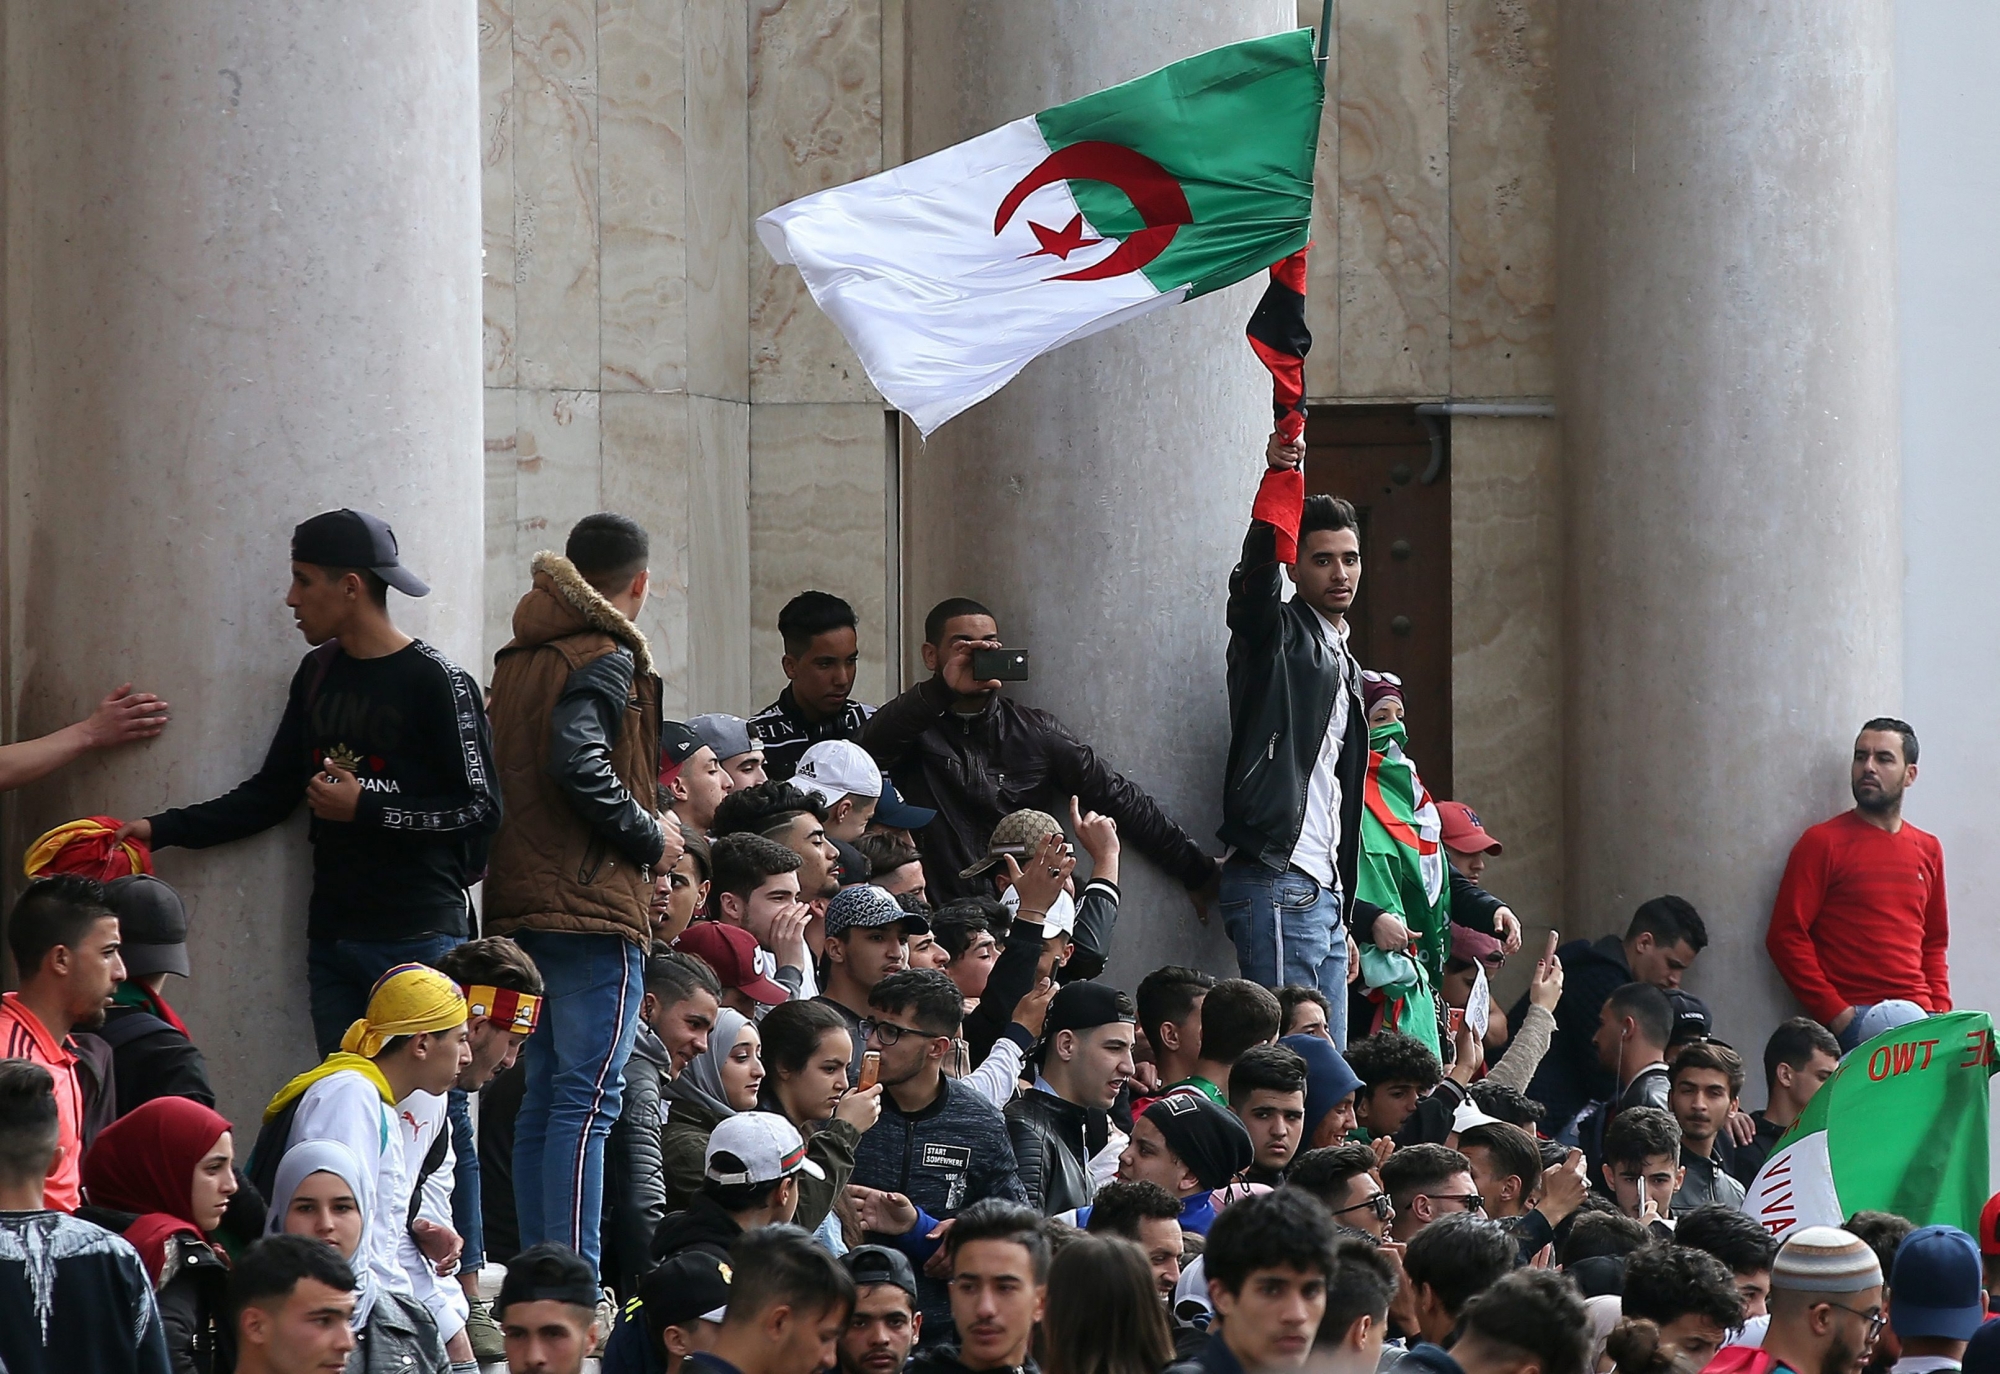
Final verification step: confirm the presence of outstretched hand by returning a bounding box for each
[81,684,170,749]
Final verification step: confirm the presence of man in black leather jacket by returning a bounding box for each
[862,597,1216,906]
[1005,982,1137,1215]
[1218,437,1401,1043]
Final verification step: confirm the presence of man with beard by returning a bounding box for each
[1767,719,1949,1053]
[1708,1227,1884,1374]
[1,875,125,1210]
[838,1247,922,1374]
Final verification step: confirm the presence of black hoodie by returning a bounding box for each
[649,1192,743,1265]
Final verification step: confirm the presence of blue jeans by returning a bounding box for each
[1219,859,1349,1046]
[307,933,467,1059]
[510,930,644,1279]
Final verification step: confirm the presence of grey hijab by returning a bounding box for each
[677,1007,752,1118]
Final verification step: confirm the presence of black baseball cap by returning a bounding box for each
[104,875,190,979]
[843,1244,918,1300]
[1665,988,1713,1044]
[1044,981,1136,1038]
[638,1250,733,1328]
[291,509,430,597]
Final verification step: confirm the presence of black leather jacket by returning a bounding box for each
[603,1023,671,1300]
[552,648,668,868]
[1004,1088,1100,1217]
[1220,509,1367,905]
[863,676,1216,904]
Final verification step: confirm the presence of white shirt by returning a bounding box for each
[289,1071,411,1304]
[395,1090,470,1343]
[1290,608,1354,889]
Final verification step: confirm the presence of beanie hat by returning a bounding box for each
[1281,1032,1361,1141]
[1770,1226,1883,1294]
[1142,1092,1254,1192]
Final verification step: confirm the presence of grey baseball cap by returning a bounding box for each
[688,713,757,761]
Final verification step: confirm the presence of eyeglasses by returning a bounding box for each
[1331,1193,1394,1221]
[1428,1193,1486,1213]
[1360,670,1403,686]
[1823,1302,1886,1343]
[861,1018,942,1048]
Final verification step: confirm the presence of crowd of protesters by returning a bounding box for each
[0,436,1981,1374]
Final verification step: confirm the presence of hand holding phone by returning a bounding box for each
[858,1050,880,1091]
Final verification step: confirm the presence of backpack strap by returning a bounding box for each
[406,1118,453,1235]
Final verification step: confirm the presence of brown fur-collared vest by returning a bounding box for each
[484,552,661,945]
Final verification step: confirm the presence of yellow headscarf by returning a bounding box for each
[338,963,470,1059]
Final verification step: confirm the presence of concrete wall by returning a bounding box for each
[1895,0,2000,1154]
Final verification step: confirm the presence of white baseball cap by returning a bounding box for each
[704,1112,827,1186]
[1001,883,1078,939]
[793,739,883,805]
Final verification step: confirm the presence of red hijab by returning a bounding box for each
[82,1097,232,1283]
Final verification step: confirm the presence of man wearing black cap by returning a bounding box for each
[598,1249,732,1374]
[78,874,216,1113]
[498,1242,604,1374]
[118,508,500,1057]
[839,1246,922,1374]
[663,720,737,835]
[1006,981,1137,1215]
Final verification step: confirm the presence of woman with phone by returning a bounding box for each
[757,999,882,1233]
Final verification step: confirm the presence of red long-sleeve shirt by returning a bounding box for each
[1765,810,1951,1023]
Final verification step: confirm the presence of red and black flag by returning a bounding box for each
[1246,248,1310,560]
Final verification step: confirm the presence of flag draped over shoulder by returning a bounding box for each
[757,30,1324,435]
[1743,1011,1998,1241]
[1353,722,1450,1051]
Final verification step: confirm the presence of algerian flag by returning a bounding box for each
[1354,721,1451,1051]
[756,29,1323,435]
[1743,1011,1998,1241]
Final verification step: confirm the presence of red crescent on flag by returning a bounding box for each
[993,140,1193,282]
[1364,753,1439,854]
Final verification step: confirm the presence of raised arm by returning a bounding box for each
[1048,718,1213,891]
[1227,433,1307,644]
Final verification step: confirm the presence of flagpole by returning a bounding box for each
[1317,0,1335,66]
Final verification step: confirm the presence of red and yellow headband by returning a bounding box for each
[466,985,542,1035]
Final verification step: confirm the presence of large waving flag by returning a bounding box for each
[1744,1012,1998,1240]
[758,30,1323,434]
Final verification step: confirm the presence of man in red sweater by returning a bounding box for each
[1766,718,1948,1053]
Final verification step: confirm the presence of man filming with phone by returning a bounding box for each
[862,597,1217,905]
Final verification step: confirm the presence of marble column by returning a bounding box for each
[2,3,484,1129]
[1558,7,1899,1055]
[901,2,1295,985]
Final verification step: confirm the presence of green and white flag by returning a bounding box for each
[1744,1011,1998,1240]
[756,30,1323,434]
[1353,721,1450,1051]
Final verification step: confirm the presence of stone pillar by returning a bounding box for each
[1558,8,1899,1058]
[902,2,1294,983]
[2,4,483,1128]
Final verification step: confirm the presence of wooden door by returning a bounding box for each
[1302,406,1453,800]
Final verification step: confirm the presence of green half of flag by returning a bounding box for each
[1748,1010,1997,1238]
[1032,28,1322,300]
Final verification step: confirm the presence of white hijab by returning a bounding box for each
[268,1138,377,1323]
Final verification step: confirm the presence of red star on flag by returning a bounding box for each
[1022,213,1102,261]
